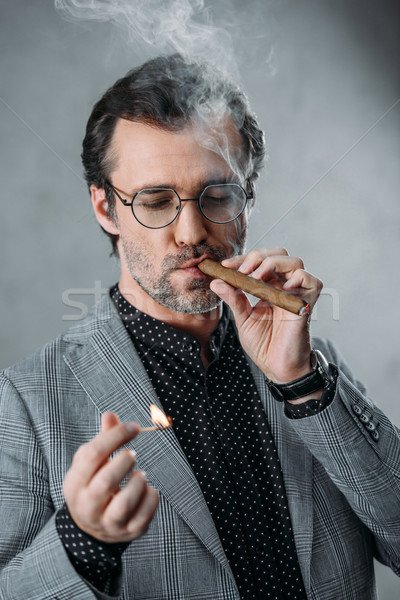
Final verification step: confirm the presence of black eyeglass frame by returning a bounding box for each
[105,179,254,229]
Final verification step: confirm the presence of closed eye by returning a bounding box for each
[141,200,176,211]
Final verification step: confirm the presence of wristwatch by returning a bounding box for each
[267,349,335,402]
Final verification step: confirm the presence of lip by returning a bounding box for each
[177,256,215,279]
[180,256,213,270]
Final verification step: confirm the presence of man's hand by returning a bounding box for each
[63,412,159,543]
[210,248,323,384]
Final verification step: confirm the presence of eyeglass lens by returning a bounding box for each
[133,184,246,228]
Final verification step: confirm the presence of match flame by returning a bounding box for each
[139,404,172,432]
[150,404,171,428]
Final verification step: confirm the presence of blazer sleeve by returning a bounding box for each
[286,338,400,576]
[0,374,119,600]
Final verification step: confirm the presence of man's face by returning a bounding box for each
[104,118,249,315]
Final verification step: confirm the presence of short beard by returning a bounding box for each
[150,276,222,314]
[119,240,245,314]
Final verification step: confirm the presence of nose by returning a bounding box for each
[173,199,209,246]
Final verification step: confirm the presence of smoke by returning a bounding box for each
[56,0,267,253]
[54,0,238,79]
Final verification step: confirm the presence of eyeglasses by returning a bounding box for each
[106,180,254,229]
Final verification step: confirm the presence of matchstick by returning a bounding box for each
[138,405,173,432]
[198,259,310,317]
[139,424,171,433]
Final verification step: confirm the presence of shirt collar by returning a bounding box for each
[110,284,230,355]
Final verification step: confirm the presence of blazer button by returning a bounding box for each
[359,413,370,424]
[352,404,363,415]
[370,430,380,441]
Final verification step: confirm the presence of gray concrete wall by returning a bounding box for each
[1,1,399,596]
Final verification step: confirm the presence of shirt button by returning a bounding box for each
[234,460,246,473]
[365,421,376,431]
[184,342,194,352]
[352,404,363,416]
[255,542,266,557]
[370,430,380,442]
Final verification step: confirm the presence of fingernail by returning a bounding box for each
[126,422,139,433]
[130,450,137,459]
[211,280,225,292]
[238,261,248,272]
[140,470,147,480]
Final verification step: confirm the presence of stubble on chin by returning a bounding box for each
[119,216,248,314]
[119,240,225,314]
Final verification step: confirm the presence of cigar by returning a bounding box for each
[198,259,310,317]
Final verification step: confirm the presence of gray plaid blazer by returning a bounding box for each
[0,295,399,600]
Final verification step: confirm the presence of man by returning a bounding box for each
[0,54,399,600]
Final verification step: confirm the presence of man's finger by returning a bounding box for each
[86,448,137,512]
[70,422,140,486]
[283,270,323,301]
[104,470,150,527]
[101,412,121,434]
[250,255,304,281]
[222,248,289,274]
[125,485,160,540]
[210,279,252,329]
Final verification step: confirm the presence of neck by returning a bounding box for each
[118,274,222,362]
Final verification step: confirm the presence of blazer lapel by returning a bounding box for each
[247,358,314,596]
[64,297,314,592]
[64,298,231,574]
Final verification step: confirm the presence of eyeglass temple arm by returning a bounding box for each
[106,181,132,206]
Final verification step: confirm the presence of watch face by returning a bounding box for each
[313,350,333,383]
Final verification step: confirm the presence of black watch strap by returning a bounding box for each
[267,350,334,402]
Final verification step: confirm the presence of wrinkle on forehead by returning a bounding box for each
[109,116,248,190]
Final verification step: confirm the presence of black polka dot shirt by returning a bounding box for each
[56,506,126,595]
[114,286,307,599]
[57,286,335,597]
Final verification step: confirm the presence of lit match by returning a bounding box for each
[198,258,310,317]
[139,404,173,432]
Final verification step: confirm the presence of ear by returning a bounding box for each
[90,184,119,236]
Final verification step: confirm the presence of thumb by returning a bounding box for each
[210,279,251,329]
[101,412,121,433]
